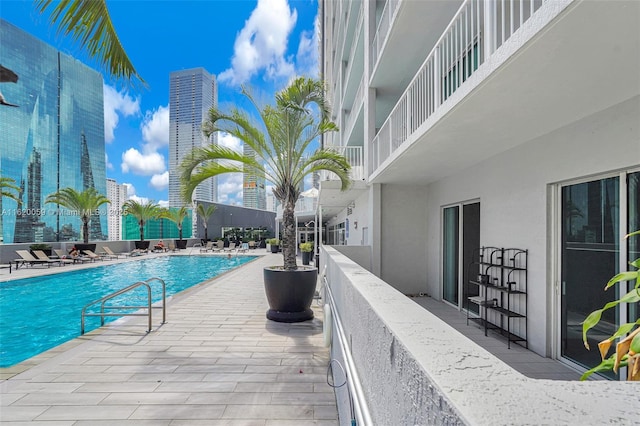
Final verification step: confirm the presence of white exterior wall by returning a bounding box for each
[380,184,429,295]
[425,96,640,356]
[106,178,127,241]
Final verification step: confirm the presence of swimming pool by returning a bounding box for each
[0,255,256,367]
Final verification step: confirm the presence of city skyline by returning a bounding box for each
[0,0,319,207]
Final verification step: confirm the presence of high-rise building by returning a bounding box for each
[168,68,217,208]
[266,192,276,213]
[106,178,127,240]
[242,144,266,210]
[320,0,639,395]
[0,19,107,244]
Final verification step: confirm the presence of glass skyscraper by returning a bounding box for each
[168,68,217,207]
[0,20,107,243]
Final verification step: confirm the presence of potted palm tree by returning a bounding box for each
[45,187,110,252]
[196,203,216,243]
[161,206,189,249]
[181,77,350,322]
[122,199,161,250]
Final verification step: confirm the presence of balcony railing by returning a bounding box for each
[371,0,402,72]
[371,0,548,171]
[322,145,364,182]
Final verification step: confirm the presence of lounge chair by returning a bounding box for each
[200,241,214,252]
[212,240,224,252]
[223,242,236,252]
[101,246,127,259]
[32,250,73,266]
[83,250,107,261]
[53,248,92,264]
[14,250,55,269]
[168,242,179,252]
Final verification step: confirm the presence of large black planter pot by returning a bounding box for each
[135,241,150,250]
[175,239,188,249]
[75,243,96,253]
[270,244,280,253]
[301,251,312,265]
[263,266,317,322]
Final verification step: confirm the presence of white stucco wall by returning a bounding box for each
[380,184,429,295]
[323,246,640,425]
[425,96,640,356]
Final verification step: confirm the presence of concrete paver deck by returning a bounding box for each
[0,253,337,425]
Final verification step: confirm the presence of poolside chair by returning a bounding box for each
[83,250,107,261]
[223,242,236,252]
[101,246,127,259]
[14,250,55,269]
[168,242,179,252]
[212,240,224,252]
[200,241,214,253]
[54,248,92,264]
[53,249,93,264]
[33,250,73,266]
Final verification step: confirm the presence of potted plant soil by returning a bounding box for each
[181,77,350,323]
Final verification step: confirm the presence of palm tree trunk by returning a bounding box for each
[83,219,89,244]
[139,221,144,241]
[179,227,183,241]
[282,198,297,270]
[204,226,208,242]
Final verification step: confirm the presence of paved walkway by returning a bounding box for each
[1,253,337,425]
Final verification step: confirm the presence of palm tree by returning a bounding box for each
[181,77,350,270]
[161,206,189,243]
[122,199,161,242]
[45,187,110,244]
[196,203,217,242]
[0,174,20,203]
[34,0,143,86]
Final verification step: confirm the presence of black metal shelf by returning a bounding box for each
[466,247,527,349]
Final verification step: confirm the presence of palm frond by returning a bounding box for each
[35,0,144,87]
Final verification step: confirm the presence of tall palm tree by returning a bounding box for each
[181,77,350,270]
[45,187,110,244]
[122,199,161,242]
[196,203,217,242]
[161,206,189,242]
[34,0,143,86]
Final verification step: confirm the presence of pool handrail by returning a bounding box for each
[81,277,167,335]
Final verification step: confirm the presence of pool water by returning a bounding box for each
[0,255,256,367]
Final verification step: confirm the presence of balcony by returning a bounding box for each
[321,145,364,182]
[369,0,639,185]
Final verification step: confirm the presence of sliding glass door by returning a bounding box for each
[443,202,480,309]
[560,170,639,379]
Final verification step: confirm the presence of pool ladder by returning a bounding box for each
[81,277,167,335]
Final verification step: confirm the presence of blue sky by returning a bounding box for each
[0,0,319,206]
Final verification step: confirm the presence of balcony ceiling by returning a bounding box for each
[371,0,640,185]
[319,180,368,218]
[371,0,464,93]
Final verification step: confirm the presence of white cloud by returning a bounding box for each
[217,173,244,205]
[105,153,114,170]
[219,0,297,85]
[127,194,150,204]
[103,84,140,143]
[121,148,166,176]
[158,200,169,208]
[141,105,169,153]
[218,132,243,152]
[295,14,319,78]
[123,182,136,197]
[150,171,169,191]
